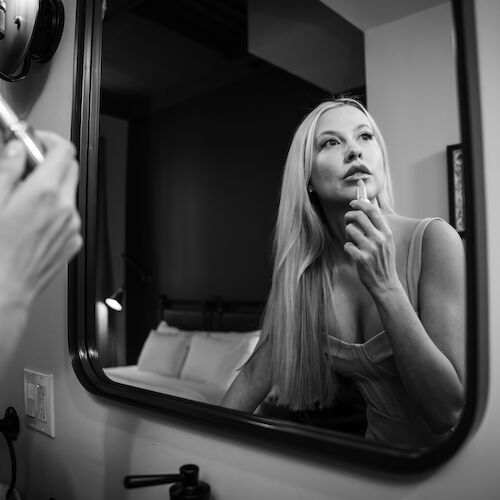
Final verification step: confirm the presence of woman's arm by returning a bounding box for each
[0,133,81,365]
[220,339,273,412]
[345,203,465,434]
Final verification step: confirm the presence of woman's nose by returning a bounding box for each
[345,145,362,163]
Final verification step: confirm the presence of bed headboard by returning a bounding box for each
[159,295,265,332]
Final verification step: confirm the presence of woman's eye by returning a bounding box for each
[360,132,374,141]
[321,138,340,148]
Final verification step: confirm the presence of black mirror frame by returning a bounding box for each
[68,0,488,474]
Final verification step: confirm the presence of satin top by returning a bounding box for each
[328,217,449,450]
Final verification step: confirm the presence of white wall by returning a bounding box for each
[365,3,459,219]
[0,0,497,499]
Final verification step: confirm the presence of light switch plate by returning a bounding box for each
[24,369,55,438]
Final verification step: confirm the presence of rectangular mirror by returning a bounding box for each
[70,0,483,472]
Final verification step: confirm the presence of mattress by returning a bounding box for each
[104,365,226,405]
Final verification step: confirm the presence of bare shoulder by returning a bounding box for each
[385,214,464,273]
[420,218,465,276]
[386,214,462,251]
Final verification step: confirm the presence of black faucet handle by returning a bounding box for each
[123,473,181,489]
[171,465,211,500]
[124,464,211,499]
[179,464,200,485]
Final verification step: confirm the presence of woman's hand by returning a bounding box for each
[344,200,400,295]
[0,131,82,309]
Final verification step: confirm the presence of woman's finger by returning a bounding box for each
[9,134,77,210]
[345,209,379,238]
[349,199,390,233]
[34,130,76,158]
[21,131,77,193]
[36,131,80,197]
[29,208,81,294]
[344,241,366,263]
[33,207,80,264]
[345,221,374,251]
[35,232,82,296]
[0,140,27,206]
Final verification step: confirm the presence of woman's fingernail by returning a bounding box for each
[3,140,24,158]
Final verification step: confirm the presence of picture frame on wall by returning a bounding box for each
[447,144,466,237]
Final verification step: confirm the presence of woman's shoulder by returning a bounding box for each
[386,213,457,239]
[386,214,462,262]
[387,213,463,266]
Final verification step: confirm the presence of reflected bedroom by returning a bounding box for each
[89,0,465,454]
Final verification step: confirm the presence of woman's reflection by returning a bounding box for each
[221,98,465,450]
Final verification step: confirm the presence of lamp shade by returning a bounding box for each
[105,287,123,311]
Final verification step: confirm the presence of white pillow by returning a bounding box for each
[180,333,259,390]
[156,320,180,334]
[217,335,259,389]
[137,330,190,377]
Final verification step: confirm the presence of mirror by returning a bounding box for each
[71,0,480,470]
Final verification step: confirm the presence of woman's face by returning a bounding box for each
[310,105,384,205]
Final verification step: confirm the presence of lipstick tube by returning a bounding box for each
[356,179,369,202]
[0,93,45,175]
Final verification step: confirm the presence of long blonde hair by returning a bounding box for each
[259,98,394,410]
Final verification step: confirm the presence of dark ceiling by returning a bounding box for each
[131,0,248,59]
[106,0,248,59]
[101,0,365,118]
[101,0,265,117]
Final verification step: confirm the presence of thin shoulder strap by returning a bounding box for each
[406,217,444,311]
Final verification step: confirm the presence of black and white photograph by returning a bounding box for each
[0,0,497,499]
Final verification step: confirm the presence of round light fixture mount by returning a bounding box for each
[0,0,65,82]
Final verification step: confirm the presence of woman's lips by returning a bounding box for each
[344,172,371,182]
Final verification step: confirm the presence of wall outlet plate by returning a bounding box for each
[24,369,55,438]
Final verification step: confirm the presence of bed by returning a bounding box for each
[104,297,264,405]
[104,296,367,434]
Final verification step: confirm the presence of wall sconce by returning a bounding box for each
[105,253,152,312]
[105,287,124,312]
[0,0,65,82]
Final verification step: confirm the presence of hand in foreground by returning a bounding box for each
[0,131,82,309]
[344,200,399,295]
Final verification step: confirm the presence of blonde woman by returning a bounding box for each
[221,98,465,450]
